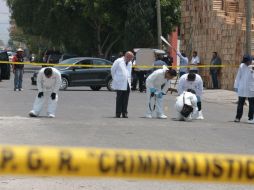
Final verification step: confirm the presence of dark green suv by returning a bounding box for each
[0,51,10,80]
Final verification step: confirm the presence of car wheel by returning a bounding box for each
[60,77,69,90]
[106,78,113,91]
[90,86,101,91]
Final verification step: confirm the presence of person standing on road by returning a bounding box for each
[176,51,189,77]
[145,66,177,119]
[111,51,134,118]
[209,52,221,89]
[177,72,204,119]
[29,67,62,118]
[153,54,167,71]
[12,48,24,91]
[234,54,254,123]
[189,51,200,74]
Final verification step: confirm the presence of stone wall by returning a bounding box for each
[180,0,254,89]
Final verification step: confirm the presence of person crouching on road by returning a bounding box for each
[29,67,62,118]
[111,51,134,118]
[175,89,198,121]
[177,72,204,119]
[145,66,177,119]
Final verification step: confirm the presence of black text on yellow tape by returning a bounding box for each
[0,145,254,184]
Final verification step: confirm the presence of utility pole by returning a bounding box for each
[156,0,162,49]
[246,0,252,55]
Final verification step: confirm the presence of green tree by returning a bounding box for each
[6,0,180,57]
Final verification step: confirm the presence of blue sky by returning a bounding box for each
[0,0,10,45]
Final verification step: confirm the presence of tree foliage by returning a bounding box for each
[6,0,180,57]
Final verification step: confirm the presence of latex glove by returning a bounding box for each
[38,92,43,98]
[156,92,166,99]
[149,88,156,93]
[51,93,56,100]
[149,88,156,97]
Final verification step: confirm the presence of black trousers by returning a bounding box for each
[236,97,254,120]
[132,71,146,92]
[116,84,130,116]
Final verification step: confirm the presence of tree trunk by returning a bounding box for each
[104,35,122,58]
[97,24,104,57]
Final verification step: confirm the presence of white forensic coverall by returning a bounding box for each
[175,91,198,121]
[177,73,204,119]
[177,73,203,97]
[145,66,171,118]
[30,67,62,117]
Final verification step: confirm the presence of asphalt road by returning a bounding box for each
[0,68,254,189]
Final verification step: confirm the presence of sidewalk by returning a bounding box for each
[202,89,237,104]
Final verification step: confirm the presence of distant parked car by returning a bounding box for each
[31,57,113,91]
[0,50,11,80]
[58,54,78,63]
[7,51,15,62]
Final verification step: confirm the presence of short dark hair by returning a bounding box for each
[166,69,177,77]
[242,54,252,63]
[44,67,53,77]
[181,53,186,57]
[187,73,196,81]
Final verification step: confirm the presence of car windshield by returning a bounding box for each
[54,58,82,69]
[59,58,81,64]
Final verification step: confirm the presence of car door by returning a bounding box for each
[68,59,93,86]
[0,51,10,80]
[88,59,112,85]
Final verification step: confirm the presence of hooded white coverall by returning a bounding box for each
[30,67,62,116]
[177,73,204,119]
[175,91,198,121]
[145,66,171,118]
[177,73,203,97]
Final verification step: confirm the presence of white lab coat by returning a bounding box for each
[177,73,203,97]
[30,67,62,116]
[234,63,254,97]
[145,67,171,116]
[111,57,132,90]
[175,91,198,121]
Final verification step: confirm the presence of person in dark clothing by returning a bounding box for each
[209,52,221,89]
[162,53,173,66]
[12,48,24,91]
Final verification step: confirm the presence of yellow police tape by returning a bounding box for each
[0,144,254,184]
[0,60,237,69]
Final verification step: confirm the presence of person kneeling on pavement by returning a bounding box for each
[175,89,198,121]
[29,67,61,118]
[145,66,177,119]
[177,72,204,119]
